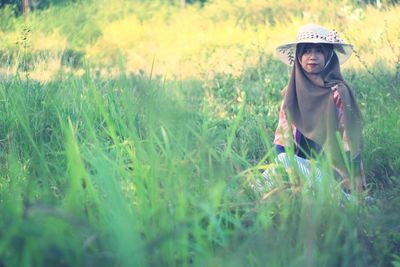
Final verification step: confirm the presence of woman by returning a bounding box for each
[260,24,366,196]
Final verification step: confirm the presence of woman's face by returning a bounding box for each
[300,44,326,75]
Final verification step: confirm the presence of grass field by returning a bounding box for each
[0,0,399,266]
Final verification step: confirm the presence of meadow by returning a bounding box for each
[0,0,399,266]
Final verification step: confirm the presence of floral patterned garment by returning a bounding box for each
[274,85,350,154]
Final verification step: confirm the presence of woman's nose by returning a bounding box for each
[309,49,317,58]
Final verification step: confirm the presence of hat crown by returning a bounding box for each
[296,24,344,43]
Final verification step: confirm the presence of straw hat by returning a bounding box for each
[276,24,353,65]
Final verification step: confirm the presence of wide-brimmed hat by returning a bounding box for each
[276,24,353,65]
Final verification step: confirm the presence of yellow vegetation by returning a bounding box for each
[1,0,399,80]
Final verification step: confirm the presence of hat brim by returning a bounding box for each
[276,40,353,65]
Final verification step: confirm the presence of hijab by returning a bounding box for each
[283,43,363,170]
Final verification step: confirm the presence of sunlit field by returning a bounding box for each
[0,0,399,266]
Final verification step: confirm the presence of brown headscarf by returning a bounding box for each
[283,44,363,171]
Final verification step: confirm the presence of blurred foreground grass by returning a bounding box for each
[0,0,399,266]
[0,59,399,266]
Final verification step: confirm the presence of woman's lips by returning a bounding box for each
[307,63,319,69]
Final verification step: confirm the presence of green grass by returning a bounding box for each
[0,56,399,266]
